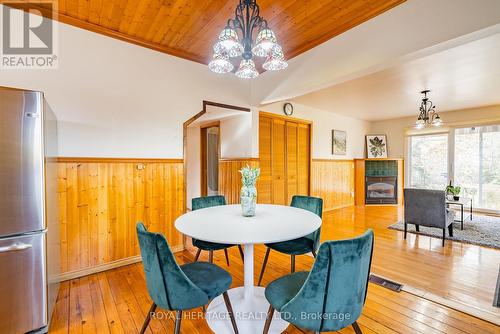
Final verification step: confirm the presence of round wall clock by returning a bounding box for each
[283,102,294,116]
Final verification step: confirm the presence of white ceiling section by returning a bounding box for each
[293,31,500,121]
[251,0,500,119]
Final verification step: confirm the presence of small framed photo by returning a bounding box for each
[332,130,346,155]
[366,134,388,158]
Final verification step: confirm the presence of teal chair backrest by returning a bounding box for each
[281,229,374,332]
[291,195,323,251]
[192,195,226,211]
[136,223,209,310]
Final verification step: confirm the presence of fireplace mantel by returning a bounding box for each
[354,159,404,206]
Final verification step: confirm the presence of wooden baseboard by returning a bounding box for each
[53,245,184,282]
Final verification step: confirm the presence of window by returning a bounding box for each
[408,134,448,190]
[455,125,500,211]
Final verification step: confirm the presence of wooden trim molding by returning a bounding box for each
[219,157,259,162]
[53,245,184,282]
[55,157,183,163]
[312,158,354,163]
[259,111,313,125]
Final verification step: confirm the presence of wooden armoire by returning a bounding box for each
[258,112,311,204]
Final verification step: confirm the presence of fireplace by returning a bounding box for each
[365,176,398,204]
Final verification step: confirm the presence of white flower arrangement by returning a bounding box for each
[239,165,260,187]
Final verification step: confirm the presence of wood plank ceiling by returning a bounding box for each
[10,0,405,64]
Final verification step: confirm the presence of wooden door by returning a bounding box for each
[272,118,287,205]
[286,121,298,204]
[297,123,310,195]
[258,116,272,203]
[258,112,311,205]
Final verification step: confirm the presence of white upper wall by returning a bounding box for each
[261,102,370,159]
[0,5,250,158]
[370,105,500,158]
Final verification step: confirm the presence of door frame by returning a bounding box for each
[182,101,250,213]
[200,121,221,197]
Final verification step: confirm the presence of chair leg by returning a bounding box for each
[262,305,274,334]
[209,250,214,263]
[222,291,239,334]
[352,321,363,334]
[257,247,271,286]
[448,224,453,237]
[237,245,245,263]
[174,310,182,334]
[224,248,230,266]
[442,228,446,247]
[415,224,420,232]
[404,222,407,239]
[291,255,296,273]
[194,248,201,262]
[139,303,157,334]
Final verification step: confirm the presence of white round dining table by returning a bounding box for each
[175,204,322,334]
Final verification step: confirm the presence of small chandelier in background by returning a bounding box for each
[415,90,443,129]
[208,0,288,79]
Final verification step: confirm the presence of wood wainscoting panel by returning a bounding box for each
[57,159,184,275]
[311,159,355,211]
[218,159,259,204]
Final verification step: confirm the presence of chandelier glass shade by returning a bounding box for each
[415,90,442,129]
[263,45,288,71]
[208,53,234,74]
[235,59,259,79]
[208,0,287,78]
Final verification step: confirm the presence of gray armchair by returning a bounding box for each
[403,188,455,246]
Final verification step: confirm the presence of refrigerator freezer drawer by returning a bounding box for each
[0,232,47,333]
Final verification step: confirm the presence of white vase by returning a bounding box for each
[240,185,257,217]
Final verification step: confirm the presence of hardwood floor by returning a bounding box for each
[49,206,500,333]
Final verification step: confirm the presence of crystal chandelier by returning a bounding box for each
[208,0,288,79]
[415,90,442,129]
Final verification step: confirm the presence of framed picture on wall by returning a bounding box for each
[332,130,347,155]
[366,134,388,158]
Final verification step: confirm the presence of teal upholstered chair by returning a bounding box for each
[258,195,323,286]
[263,229,374,334]
[192,195,244,265]
[136,223,239,334]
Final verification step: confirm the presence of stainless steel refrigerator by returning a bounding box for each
[0,86,59,333]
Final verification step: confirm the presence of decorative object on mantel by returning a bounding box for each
[446,181,461,201]
[389,215,500,250]
[332,130,347,155]
[414,90,443,129]
[208,0,288,78]
[283,102,294,116]
[366,134,388,158]
[239,164,260,217]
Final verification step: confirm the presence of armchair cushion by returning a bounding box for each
[265,271,309,311]
[192,239,233,251]
[266,237,314,255]
[180,262,232,300]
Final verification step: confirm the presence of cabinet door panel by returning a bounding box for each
[286,122,298,204]
[297,123,310,195]
[272,119,286,205]
[258,117,272,203]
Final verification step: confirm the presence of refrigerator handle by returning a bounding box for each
[0,242,33,253]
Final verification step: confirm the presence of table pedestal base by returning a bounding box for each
[206,286,289,334]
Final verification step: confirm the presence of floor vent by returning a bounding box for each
[369,274,403,292]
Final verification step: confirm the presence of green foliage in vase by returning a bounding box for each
[446,183,461,196]
[239,164,260,187]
